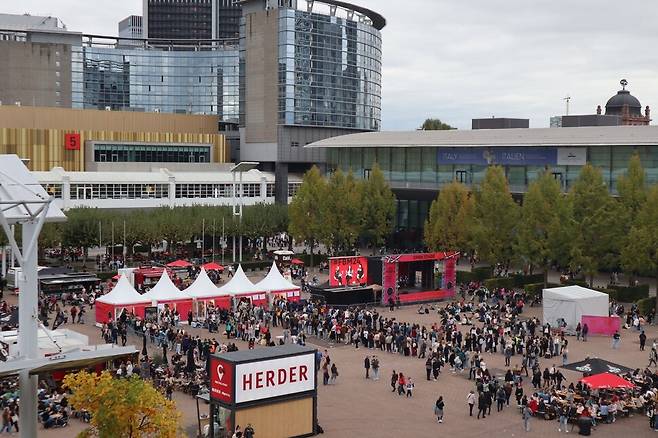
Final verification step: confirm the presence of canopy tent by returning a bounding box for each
[183,268,231,312]
[291,258,305,265]
[95,275,149,324]
[562,357,633,375]
[542,286,608,330]
[255,262,301,302]
[218,265,267,306]
[580,372,635,389]
[167,259,192,268]
[141,270,193,316]
[202,262,224,272]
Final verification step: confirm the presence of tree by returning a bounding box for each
[319,169,362,254]
[288,166,327,266]
[568,164,621,286]
[359,163,396,252]
[424,181,474,252]
[420,118,455,130]
[516,171,572,287]
[471,166,520,270]
[63,370,181,438]
[62,208,101,265]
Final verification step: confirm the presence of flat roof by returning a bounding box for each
[306,125,658,148]
[213,344,316,364]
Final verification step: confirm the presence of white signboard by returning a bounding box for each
[557,147,587,166]
[235,353,315,403]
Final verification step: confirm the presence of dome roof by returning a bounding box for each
[605,80,642,116]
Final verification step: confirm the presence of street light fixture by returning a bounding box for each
[230,162,258,264]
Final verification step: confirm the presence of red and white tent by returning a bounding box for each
[218,265,267,306]
[95,275,149,324]
[255,262,301,302]
[183,268,231,313]
[141,270,193,317]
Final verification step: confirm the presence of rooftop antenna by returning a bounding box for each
[620,78,628,90]
[563,95,571,115]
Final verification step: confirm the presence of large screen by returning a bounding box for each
[328,256,368,287]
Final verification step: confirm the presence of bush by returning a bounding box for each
[562,279,590,288]
[238,260,272,272]
[595,288,618,301]
[471,266,494,281]
[298,253,328,267]
[483,277,516,290]
[457,270,477,284]
[636,297,655,316]
[608,284,650,302]
[524,282,559,297]
[511,273,544,287]
[96,272,116,282]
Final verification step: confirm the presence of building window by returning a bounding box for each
[42,184,62,199]
[288,182,301,198]
[266,183,276,197]
[241,183,261,197]
[69,183,168,200]
[291,141,299,148]
[455,170,468,184]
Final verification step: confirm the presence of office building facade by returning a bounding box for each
[143,0,241,40]
[118,15,143,42]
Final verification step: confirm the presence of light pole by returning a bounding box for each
[230,162,258,264]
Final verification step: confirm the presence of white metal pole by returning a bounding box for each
[212,218,216,262]
[202,218,205,261]
[18,221,39,438]
[111,222,114,260]
[123,220,127,261]
[239,171,243,264]
[10,225,15,269]
[1,246,6,277]
[222,216,225,265]
[232,173,236,264]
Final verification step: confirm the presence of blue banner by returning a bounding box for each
[437,147,557,166]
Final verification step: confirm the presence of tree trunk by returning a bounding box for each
[310,238,315,268]
[589,273,594,288]
[543,268,548,290]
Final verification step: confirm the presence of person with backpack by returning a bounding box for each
[434,396,445,423]
[371,355,380,380]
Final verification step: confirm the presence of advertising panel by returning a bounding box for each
[381,261,398,305]
[210,357,234,404]
[235,353,315,404]
[437,147,557,166]
[329,256,368,287]
[557,147,587,166]
[64,133,81,150]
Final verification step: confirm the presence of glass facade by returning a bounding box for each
[146,0,213,40]
[328,145,658,192]
[277,8,382,130]
[70,183,169,200]
[71,42,239,120]
[93,143,212,163]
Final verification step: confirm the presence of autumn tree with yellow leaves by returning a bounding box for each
[63,370,182,438]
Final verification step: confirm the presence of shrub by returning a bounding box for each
[457,270,476,284]
[96,272,115,282]
[636,297,655,316]
[511,273,544,287]
[483,277,516,290]
[471,266,494,281]
[608,284,650,303]
[524,282,559,297]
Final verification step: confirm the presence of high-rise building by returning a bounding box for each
[143,0,214,40]
[240,0,384,200]
[215,0,241,39]
[118,15,143,44]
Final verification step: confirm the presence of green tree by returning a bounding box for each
[424,181,474,252]
[359,164,396,252]
[62,208,101,266]
[568,164,621,286]
[516,171,572,287]
[288,166,327,266]
[471,166,520,270]
[319,169,362,254]
[420,118,455,130]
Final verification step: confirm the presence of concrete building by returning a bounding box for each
[118,15,143,44]
[472,118,529,130]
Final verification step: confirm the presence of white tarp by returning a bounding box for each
[217,265,262,295]
[96,275,149,305]
[141,270,188,301]
[255,262,300,293]
[542,285,609,329]
[183,268,222,299]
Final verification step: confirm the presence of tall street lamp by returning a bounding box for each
[230,162,258,264]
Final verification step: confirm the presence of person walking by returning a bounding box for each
[371,355,380,380]
[477,391,487,419]
[434,396,445,423]
[576,322,582,341]
[330,363,339,383]
[397,372,406,396]
[425,357,432,381]
[558,404,569,432]
[405,377,414,397]
[582,323,589,342]
[496,386,506,412]
[364,355,370,379]
[522,404,532,432]
[648,346,658,367]
[466,390,476,416]
[612,330,621,349]
[640,330,647,351]
[391,370,398,392]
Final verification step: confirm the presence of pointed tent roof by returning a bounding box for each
[255,262,300,292]
[97,275,149,305]
[142,270,188,301]
[183,268,222,299]
[217,265,262,295]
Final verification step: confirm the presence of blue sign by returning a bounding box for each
[437,147,557,166]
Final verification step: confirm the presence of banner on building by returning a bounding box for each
[64,133,81,150]
[329,256,368,287]
[437,147,558,166]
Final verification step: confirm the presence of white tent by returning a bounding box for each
[255,262,300,293]
[542,286,609,329]
[217,265,262,296]
[97,275,148,305]
[141,270,188,301]
[183,268,222,299]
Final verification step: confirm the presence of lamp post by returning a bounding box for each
[230,162,258,264]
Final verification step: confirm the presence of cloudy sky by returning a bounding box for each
[4,0,658,130]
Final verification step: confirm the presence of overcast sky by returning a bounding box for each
[4,0,658,130]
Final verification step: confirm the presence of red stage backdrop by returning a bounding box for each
[442,258,456,293]
[329,256,368,287]
[382,261,398,304]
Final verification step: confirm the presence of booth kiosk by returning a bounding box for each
[95,275,150,324]
[208,344,317,438]
[542,286,609,331]
[255,262,301,303]
[141,270,193,319]
[219,265,267,307]
[183,268,231,316]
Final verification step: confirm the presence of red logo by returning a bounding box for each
[64,133,80,150]
[210,358,233,404]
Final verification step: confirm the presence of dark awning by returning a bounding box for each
[562,357,634,375]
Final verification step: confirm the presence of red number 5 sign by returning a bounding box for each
[64,133,81,150]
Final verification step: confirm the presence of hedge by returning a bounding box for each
[512,273,545,287]
[483,277,516,290]
[636,297,655,316]
[524,282,559,297]
[607,284,650,302]
[472,266,494,281]
[96,271,116,282]
[238,260,272,272]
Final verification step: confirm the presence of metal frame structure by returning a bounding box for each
[230,162,258,264]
